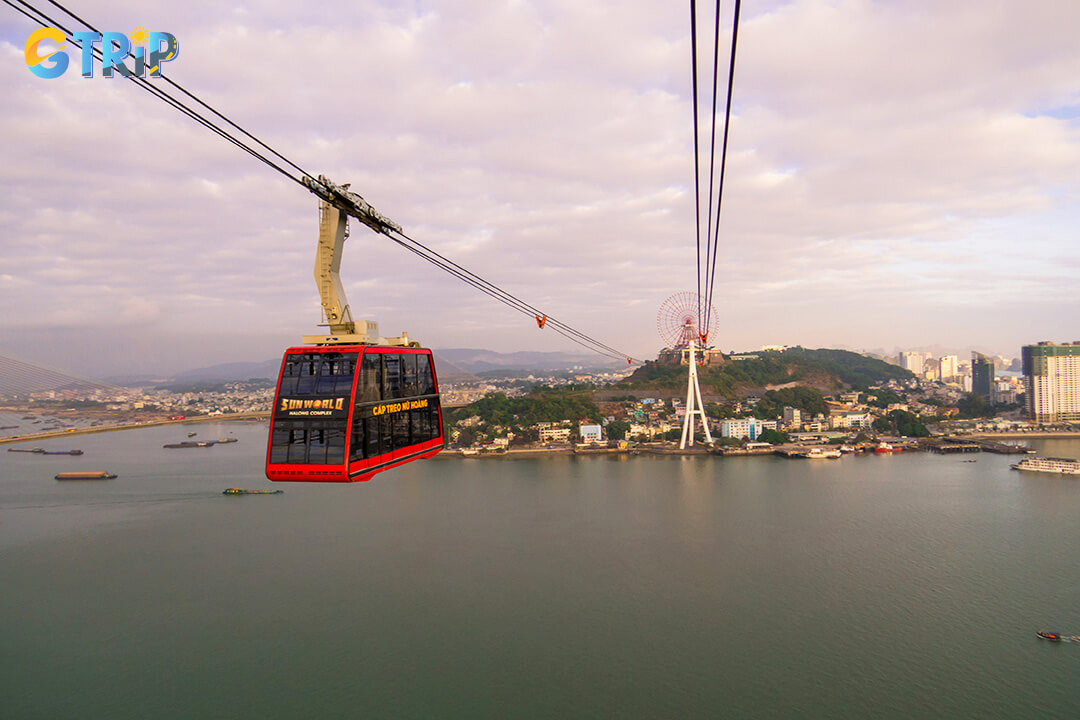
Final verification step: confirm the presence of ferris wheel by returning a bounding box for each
[657,291,718,348]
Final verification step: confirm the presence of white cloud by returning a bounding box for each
[0,0,1078,376]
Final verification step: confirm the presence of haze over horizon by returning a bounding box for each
[2,1,1077,378]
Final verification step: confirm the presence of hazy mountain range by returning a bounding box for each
[102,348,623,385]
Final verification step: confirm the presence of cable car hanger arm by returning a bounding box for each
[301,174,414,347]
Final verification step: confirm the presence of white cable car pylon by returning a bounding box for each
[657,292,717,449]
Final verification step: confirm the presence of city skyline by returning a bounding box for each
[2,0,1078,377]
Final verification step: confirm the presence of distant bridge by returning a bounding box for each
[0,353,121,398]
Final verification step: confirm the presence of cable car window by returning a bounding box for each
[326,427,346,464]
[308,426,329,464]
[403,354,418,397]
[411,408,428,443]
[365,416,380,458]
[287,427,308,464]
[430,404,442,440]
[379,414,393,453]
[360,354,382,403]
[278,359,301,395]
[336,356,356,393]
[383,354,403,399]
[418,356,435,395]
[316,359,337,395]
[350,417,364,462]
[393,411,411,450]
[296,355,318,395]
[270,423,293,464]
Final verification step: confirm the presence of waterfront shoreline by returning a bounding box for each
[0,412,268,445]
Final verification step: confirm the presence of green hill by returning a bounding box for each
[618,347,912,398]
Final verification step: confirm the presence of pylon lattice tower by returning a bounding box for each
[656,292,718,449]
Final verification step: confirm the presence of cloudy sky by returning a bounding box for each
[2,0,1078,378]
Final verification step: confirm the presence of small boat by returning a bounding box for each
[802,447,842,459]
[223,488,284,495]
[41,450,84,456]
[55,471,116,480]
[187,432,197,437]
[875,442,901,454]
[216,437,238,444]
[1037,631,1063,641]
[7,447,43,453]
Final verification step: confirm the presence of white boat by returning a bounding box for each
[803,447,841,459]
[1011,456,1080,475]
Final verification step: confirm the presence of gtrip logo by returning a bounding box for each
[25,26,179,79]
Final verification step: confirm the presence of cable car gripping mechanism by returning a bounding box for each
[302,174,402,236]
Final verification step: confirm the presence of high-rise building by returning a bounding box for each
[1023,342,1080,424]
[938,355,959,381]
[899,351,928,375]
[971,352,996,405]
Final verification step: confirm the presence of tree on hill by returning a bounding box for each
[875,409,929,437]
[606,420,630,441]
[774,347,914,388]
[755,386,827,418]
[447,387,601,427]
[758,428,789,444]
[956,393,994,418]
[866,388,905,408]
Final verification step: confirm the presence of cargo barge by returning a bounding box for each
[55,471,116,480]
[223,488,283,495]
[8,448,83,455]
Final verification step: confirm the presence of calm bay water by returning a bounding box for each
[3,424,1080,718]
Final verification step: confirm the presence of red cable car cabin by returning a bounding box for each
[266,345,443,482]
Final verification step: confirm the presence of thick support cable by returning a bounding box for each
[702,0,741,333]
[689,0,703,331]
[702,0,723,336]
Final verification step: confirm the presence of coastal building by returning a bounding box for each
[579,424,603,444]
[539,425,571,443]
[720,417,763,440]
[1023,342,1080,423]
[971,352,996,405]
[829,412,874,431]
[782,406,801,428]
